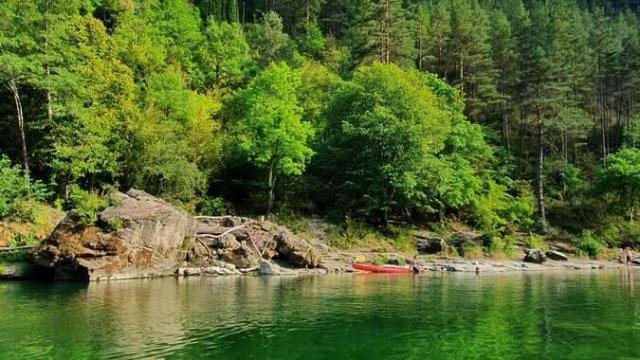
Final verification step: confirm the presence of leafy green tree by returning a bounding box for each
[227,62,313,214]
[134,68,222,204]
[0,156,49,220]
[112,6,168,82]
[143,0,203,81]
[197,19,252,89]
[246,11,289,67]
[297,20,325,59]
[597,148,640,221]
[0,0,41,172]
[317,63,451,222]
[49,15,137,193]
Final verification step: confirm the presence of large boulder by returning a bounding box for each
[524,249,547,264]
[221,243,261,269]
[204,233,241,250]
[415,237,447,254]
[33,190,196,281]
[546,250,568,261]
[274,232,321,268]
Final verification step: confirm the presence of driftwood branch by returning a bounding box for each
[194,215,233,220]
[195,223,250,239]
[248,236,263,260]
[195,238,213,257]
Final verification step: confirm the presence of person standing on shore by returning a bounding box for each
[621,248,628,265]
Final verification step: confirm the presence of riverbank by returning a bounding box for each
[0,190,635,281]
[172,254,629,278]
[1,249,633,280]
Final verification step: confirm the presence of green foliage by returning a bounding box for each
[272,212,310,234]
[326,222,385,250]
[65,186,110,226]
[597,148,640,221]
[181,236,193,251]
[525,233,548,251]
[5,0,640,252]
[487,235,517,258]
[228,62,313,212]
[318,63,449,221]
[597,218,640,248]
[297,21,325,59]
[229,63,312,174]
[575,230,602,258]
[134,67,221,204]
[198,197,226,216]
[0,157,49,221]
[246,12,289,67]
[461,242,484,259]
[317,63,510,224]
[197,19,251,89]
[8,232,38,247]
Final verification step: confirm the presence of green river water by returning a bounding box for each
[1,270,640,359]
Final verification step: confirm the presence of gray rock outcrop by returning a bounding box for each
[33,190,195,281]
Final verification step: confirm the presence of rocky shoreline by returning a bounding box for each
[0,189,635,281]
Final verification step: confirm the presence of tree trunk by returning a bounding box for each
[459,54,464,93]
[8,80,29,173]
[267,158,276,215]
[502,110,509,149]
[536,107,546,231]
[418,37,423,71]
[46,67,53,123]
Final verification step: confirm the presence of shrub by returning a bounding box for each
[487,235,517,258]
[326,221,384,249]
[273,212,311,234]
[198,197,226,216]
[525,233,548,251]
[8,232,38,247]
[576,230,601,258]
[461,242,484,258]
[66,186,110,226]
[384,226,416,253]
[0,156,49,221]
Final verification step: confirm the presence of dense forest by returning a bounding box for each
[3,0,640,254]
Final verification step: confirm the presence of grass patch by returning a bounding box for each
[272,212,311,234]
[525,233,548,251]
[461,242,484,258]
[487,235,519,259]
[325,221,416,254]
[0,204,64,247]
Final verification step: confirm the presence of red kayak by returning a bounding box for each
[351,263,416,274]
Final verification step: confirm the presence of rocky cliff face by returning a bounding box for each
[33,190,195,281]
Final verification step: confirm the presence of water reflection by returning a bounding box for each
[1,271,639,359]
